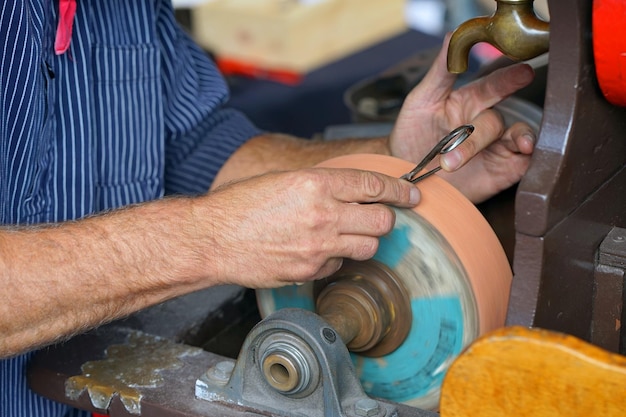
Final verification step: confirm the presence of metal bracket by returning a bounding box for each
[592,227,626,353]
[195,308,397,417]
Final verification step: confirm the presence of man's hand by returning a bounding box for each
[390,34,536,203]
[200,168,420,288]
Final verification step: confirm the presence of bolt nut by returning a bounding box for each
[322,327,337,344]
[206,360,235,385]
[354,398,381,417]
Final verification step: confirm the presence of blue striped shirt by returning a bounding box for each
[1,1,261,415]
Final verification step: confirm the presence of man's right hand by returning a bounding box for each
[197,168,420,288]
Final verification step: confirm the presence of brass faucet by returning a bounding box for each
[447,0,550,74]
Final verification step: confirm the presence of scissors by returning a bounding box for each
[400,124,474,184]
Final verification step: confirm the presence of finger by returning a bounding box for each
[336,235,382,261]
[501,122,536,155]
[440,109,504,171]
[407,33,459,105]
[325,169,421,207]
[302,233,382,281]
[457,63,535,117]
[337,203,397,236]
[486,122,537,158]
[308,257,345,281]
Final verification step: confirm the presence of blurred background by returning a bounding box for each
[174,0,549,39]
[171,0,549,138]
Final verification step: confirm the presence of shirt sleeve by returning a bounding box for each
[156,4,263,195]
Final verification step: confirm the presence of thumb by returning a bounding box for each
[407,33,458,106]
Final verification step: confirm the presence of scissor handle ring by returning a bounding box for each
[440,124,474,154]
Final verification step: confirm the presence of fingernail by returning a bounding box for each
[523,132,536,146]
[517,133,535,154]
[441,150,462,171]
[409,186,421,205]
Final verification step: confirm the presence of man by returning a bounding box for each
[0,1,535,416]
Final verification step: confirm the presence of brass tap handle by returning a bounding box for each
[447,0,549,74]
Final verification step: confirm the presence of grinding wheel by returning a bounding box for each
[256,154,511,410]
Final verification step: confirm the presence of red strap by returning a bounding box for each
[216,57,303,85]
[55,0,77,55]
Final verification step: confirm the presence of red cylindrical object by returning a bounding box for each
[593,0,626,106]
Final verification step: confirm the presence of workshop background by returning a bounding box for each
[171,0,548,138]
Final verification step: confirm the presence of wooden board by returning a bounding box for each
[191,0,407,73]
[440,326,626,416]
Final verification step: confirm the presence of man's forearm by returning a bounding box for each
[0,134,391,357]
[212,133,391,189]
[0,197,212,357]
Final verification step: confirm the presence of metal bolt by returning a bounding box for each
[206,360,235,385]
[322,327,337,344]
[612,235,625,243]
[354,398,381,417]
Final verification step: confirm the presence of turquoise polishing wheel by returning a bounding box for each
[257,208,478,410]
[256,154,512,410]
